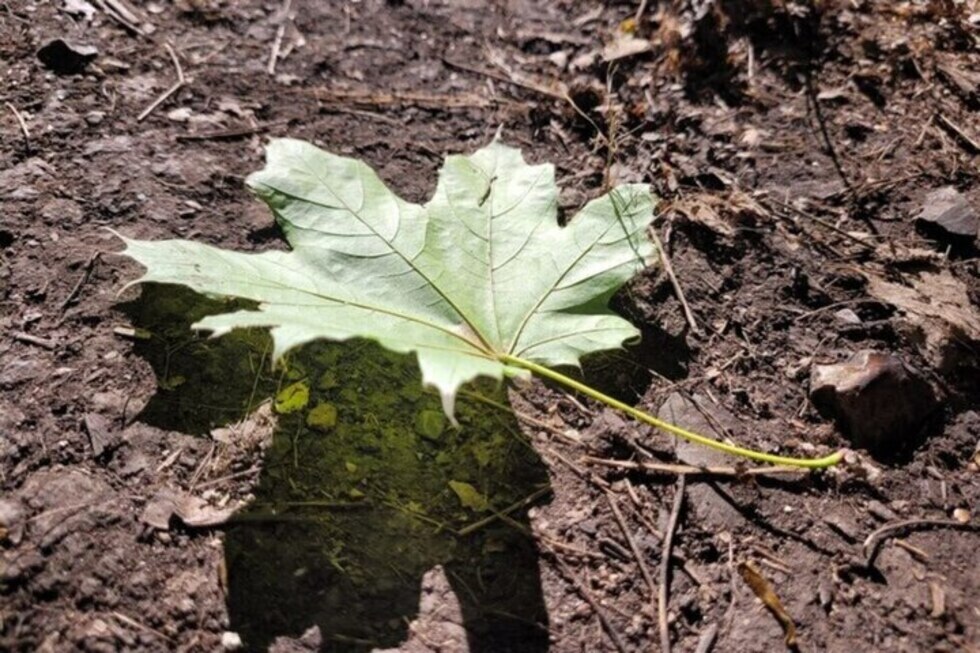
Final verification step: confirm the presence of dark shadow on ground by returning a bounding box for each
[123,284,551,653]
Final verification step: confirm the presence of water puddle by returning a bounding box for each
[124,285,551,652]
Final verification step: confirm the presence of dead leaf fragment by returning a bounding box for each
[210,401,276,450]
[83,413,119,458]
[602,35,652,62]
[738,561,797,646]
[864,269,980,370]
[141,489,239,530]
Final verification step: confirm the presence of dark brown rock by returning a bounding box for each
[810,351,937,457]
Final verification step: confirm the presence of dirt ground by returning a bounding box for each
[2,1,979,651]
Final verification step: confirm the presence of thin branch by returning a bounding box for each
[582,456,804,478]
[863,518,979,567]
[137,43,186,122]
[457,485,551,536]
[805,70,856,199]
[267,0,292,75]
[649,222,700,336]
[4,102,30,153]
[543,543,629,653]
[605,490,657,598]
[659,475,686,653]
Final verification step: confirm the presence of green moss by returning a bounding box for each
[127,285,550,653]
[414,409,445,441]
[275,381,309,414]
[306,402,338,431]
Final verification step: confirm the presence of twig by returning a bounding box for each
[137,43,186,122]
[659,475,686,653]
[805,71,856,199]
[93,0,147,36]
[543,543,628,653]
[175,120,290,142]
[649,222,700,336]
[791,297,886,323]
[60,252,100,312]
[582,456,804,478]
[934,113,980,154]
[310,87,490,109]
[605,490,657,598]
[5,102,30,153]
[694,623,720,653]
[459,389,580,444]
[10,331,57,350]
[442,56,566,102]
[267,0,291,75]
[193,465,262,489]
[622,480,708,588]
[109,611,173,642]
[457,486,551,536]
[863,518,979,567]
[634,0,649,24]
[763,195,876,251]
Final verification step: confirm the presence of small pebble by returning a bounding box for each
[221,631,243,651]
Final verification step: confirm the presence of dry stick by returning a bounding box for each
[457,485,552,536]
[623,480,707,588]
[310,87,491,109]
[659,474,686,653]
[137,43,186,122]
[634,0,650,24]
[109,611,173,642]
[497,511,601,560]
[441,56,566,102]
[267,0,291,75]
[94,0,146,36]
[605,490,657,598]
[934,113,980,154]
[193,465,262,490]
[583,456,802,478]
[649,221,700,336]
[441,56,610,147]
[763,195,876,251]
[10,331,57,350]
[863,518,979,567]
[5,102,30,153]
[459,388,579,444]
[805,71,856,199]
[543,543,629,653]
[694,623,720,653]
[175,120,290,142]
[60,252,100,312]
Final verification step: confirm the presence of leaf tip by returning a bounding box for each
[436,387,460,428]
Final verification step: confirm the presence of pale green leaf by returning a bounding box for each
[118,138,656,416]
[448,480,488,512]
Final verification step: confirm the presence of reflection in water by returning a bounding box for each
[124,285,551,652]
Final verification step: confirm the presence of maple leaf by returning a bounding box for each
[119,138,655,416]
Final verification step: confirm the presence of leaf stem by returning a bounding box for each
[501,354,843,469]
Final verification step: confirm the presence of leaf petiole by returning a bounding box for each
[500,354,844,470]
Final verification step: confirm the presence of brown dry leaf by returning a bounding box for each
[738,561,797,646]
[865,268,980,369]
